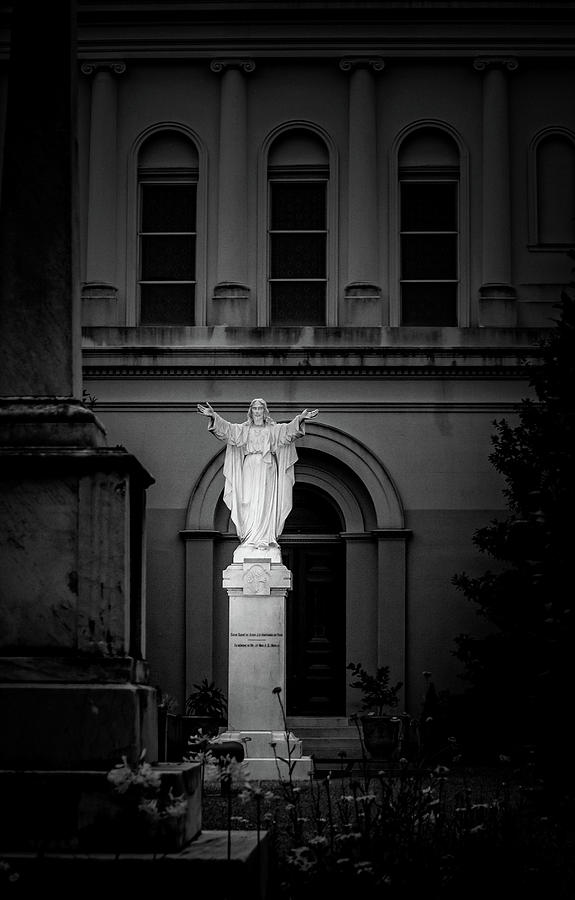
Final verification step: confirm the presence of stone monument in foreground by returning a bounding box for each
[197,399,317,778]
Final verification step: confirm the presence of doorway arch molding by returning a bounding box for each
[290,462,364,533]
[181,422,410,706]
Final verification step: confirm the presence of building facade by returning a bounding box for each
[12,1,575,721]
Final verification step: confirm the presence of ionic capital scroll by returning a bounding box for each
[210,58,256,74]
[473,57,518,72]
[81,61,127,76]
[339,56,385,73]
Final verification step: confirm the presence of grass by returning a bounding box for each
[197,754,575,899]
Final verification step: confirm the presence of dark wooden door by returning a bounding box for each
[283,542,346,716]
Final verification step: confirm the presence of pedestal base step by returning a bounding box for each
[217,730,313,780]
[239,756,313,781]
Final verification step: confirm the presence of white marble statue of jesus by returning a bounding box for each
[197,398,318,556]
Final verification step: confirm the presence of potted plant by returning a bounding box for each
[347,661,403,758]
[180,677,228,757]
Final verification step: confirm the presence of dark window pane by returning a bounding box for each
[401,234,457,279]
[401,283,457,326]
[140,283,195,325]
[401,182,457,231]
[537,137,575,244]
[271,182,326,229]
[141,235,195,280]
[271,282,325,325]
[271,233,326,278]
[141,184,196,232]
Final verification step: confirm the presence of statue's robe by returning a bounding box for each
[208,412,305,548]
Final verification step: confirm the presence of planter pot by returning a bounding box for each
[360,715,402,759]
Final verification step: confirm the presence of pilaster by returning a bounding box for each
[340,57,384,324]
[474,56,518,325]
[180,529,219,696]
[210,59,255,324]
[81,61,126,321]
[373,529,410,706]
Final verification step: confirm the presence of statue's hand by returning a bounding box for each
[197,401,215,417]
[300,408,319,421]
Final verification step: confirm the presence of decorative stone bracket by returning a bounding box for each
[223,559,292,596]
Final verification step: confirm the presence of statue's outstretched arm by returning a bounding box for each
[298,408,319,424]
[197,401,216,419]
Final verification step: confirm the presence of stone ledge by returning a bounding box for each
[1,830,269,898]
[82,324,549,350]
[0,445,154,485]
[0,764,201,853]
[0,656,149,684]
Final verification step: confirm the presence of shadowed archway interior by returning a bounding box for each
[282,483,346,715]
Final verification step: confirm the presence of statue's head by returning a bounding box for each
[248,398,274,425]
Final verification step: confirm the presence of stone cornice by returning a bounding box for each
[76,401,527,414]
[82,325,548,348]
[82,363,532,379]
[72,41,575,63]
[82,327,545,377]
[82,351,541,380]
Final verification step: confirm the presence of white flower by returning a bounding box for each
[138,797,160,820]
[165,791,188,818]
[308,835,328,849]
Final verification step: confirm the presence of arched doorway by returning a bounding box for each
[281,484,345,716]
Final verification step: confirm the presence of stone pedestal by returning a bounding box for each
[0,428,156,768]
[0,0,164,856]
[219,552,313,780]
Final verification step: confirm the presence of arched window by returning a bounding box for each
[398,128,460,326]
[536,134,575,247]
[267,129,330,325]
[137,131,198,324]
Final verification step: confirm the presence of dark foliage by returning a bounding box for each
[452,253,575,775]
[184,677,227,718]
[347,661,403,716]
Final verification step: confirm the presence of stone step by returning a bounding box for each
[294,727,362,739]
[1,830,269,898]
[295,728,363,759]
[298,732,361,743]
[302,738,362,753]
